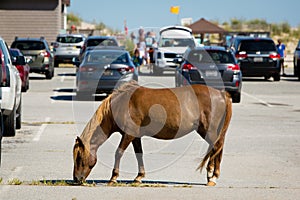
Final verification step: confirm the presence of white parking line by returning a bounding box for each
[243,92,273,107]
[33,117,51,141]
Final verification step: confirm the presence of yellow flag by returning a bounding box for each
[170,6,180,15]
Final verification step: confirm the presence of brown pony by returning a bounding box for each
[73,81,232,186]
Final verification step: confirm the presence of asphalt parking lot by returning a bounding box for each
[0,66,299,200]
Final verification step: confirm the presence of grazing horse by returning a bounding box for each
[73,81,232,186]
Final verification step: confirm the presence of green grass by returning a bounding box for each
[8,178,23,185]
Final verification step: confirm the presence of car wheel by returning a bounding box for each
[273,73,280,81]
[45,70,54,79]
[16,97,22,130]
[3,105,16,137]
[54,60,59,68]
[231,92,241,103]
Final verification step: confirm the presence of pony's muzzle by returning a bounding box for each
[73,175,85,185]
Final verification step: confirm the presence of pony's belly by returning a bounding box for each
[150,126,196,140]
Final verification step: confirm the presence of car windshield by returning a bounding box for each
[56,36,83,43]
[87,38,118,47]
[12,41,45,50]
[83,51,128,64]
[188,50,235,64]
[238,40,276,51]
[160,38,195,48]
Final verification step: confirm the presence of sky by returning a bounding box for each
[68,0,300,32]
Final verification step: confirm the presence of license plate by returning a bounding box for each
[103,70,113,76]
[205,70,218,77]
[254,57,263,62]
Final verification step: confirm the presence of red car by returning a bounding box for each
[10,48,30,92]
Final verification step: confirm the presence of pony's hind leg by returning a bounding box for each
[132,137,145,183]
[206,139,225,186]
[108,134,135,186]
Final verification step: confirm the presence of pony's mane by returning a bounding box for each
[96,80,140,123]
[110,80,140,98]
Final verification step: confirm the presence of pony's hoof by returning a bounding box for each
[206,181,216,186]
[133,179,142,184]
[107,180,117,186]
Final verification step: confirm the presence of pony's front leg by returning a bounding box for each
[108,134,135,186]
[132,138,145,183]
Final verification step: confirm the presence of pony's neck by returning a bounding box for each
[81,97,113,156]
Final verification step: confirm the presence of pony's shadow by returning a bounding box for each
[41,179,206,187]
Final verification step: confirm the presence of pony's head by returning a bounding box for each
[73,137,97,184]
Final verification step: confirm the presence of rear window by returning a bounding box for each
[86,38,118,47]
[84,51,128,64]
[188,50,235,64]
[11,41,45,50]
[160,38,195,48]
[56,36,83,44]
[238,40,276,51]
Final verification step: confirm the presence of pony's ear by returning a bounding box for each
[75,136,84,148]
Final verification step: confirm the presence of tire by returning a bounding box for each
[45,70,54,79]
[16,97,22,130]
[3,106,16,137]
[273,73,280,81]
[231,92,241,103]
[54,60,59,68]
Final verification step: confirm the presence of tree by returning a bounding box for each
[67,13,82,27]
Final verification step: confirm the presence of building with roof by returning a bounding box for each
[0,0,70,45]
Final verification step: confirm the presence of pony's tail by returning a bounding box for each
[197,91,232,172]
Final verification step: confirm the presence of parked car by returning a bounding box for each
[52,34,86,67]
[75,47,138,100]
[293,39,300,80]
[11,37,54,79]
[0,37,22,137]
[175,46,242,103]
[229,36,281,81]
[79,36,119,61]
[0,49,3,165]
[153,26,197,75]
[9,48,30,92]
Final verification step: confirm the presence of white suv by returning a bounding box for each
[153,26,197,75]
[52,34,86,67]
[0,37,22,137]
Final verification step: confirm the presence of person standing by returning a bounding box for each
[132,49,143,73]
[276,39,286,76]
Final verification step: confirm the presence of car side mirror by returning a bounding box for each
[72,57,80,67]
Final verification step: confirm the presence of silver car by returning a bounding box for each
[53,34,85,67]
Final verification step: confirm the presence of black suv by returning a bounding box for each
[175,46,242,103]
[11,37,54,79]
[230,37,281,81]
[79,36,119,60]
